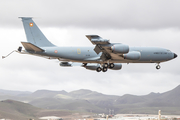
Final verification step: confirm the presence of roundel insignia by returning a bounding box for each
[77,48,81,54]
[29,23,33,27]
[54,50,58,53]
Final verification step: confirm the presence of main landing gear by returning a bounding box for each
[102,67,108,72]
[96,63,114,72]
[109,63,115,68]
[96,67,102,72]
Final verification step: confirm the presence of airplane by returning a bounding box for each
[2,17,177,72]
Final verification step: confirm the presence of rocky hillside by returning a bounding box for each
[1,85,180,115]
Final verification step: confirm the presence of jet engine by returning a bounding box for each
[123,51,141,60]
[60,62,72,66]
[109,63,122,70]
[85,64,101,72]
[111,44,129,54]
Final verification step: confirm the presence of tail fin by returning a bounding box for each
[19,17,54,47]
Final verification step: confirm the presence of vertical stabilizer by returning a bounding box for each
[19,17,54,47]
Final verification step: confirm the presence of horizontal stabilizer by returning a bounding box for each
[21,42,44,52]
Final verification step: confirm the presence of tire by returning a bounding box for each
[156,65,161,69]
[103,63,108,68]
[96,67,102,72]
[109,63,114,68]
[102,67,108,72]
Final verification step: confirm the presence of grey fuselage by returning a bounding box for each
[32,46,175,64]
[18,17,177,68]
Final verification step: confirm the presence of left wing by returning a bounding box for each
[86,35,129,61]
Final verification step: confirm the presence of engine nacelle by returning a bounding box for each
[85,64,100,71]
[109,63,122,70]
[123,51,141,60]
[60,62,72,67]
[111,44,129,54]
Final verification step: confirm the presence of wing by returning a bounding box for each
[86,35,129,61]
[86,35,110,45]
[86,35,111,61]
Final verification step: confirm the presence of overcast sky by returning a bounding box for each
[0,0,180,96]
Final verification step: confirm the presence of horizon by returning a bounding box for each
[0,84,179,96]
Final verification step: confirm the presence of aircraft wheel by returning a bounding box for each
[109,63,114,68]
[156,65,161,69]
[102,67,108,72]
[96,67,102,72]
[103,63,108,68]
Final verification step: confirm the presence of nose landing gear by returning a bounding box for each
[156,64,161,70]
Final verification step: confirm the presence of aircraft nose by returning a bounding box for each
[174,53,177,58]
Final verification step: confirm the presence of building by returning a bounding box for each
[39,116,63,120]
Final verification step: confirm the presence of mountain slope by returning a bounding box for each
[0,89,31,96]
[30,90,67,98]
[1,85,180,115]
[0,99,74,120]
[29,97,105,113]
[0,99,40,120]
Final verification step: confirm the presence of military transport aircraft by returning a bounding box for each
[2,17,177,72]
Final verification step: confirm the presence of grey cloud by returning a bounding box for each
[1,0,180,29]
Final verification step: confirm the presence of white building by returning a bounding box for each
[39,116,62,120]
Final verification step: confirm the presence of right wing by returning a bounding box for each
[86,35,110,45]
[86,35,112,61]
[86,35,129,61]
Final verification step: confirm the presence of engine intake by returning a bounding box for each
[60,62,72,67]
